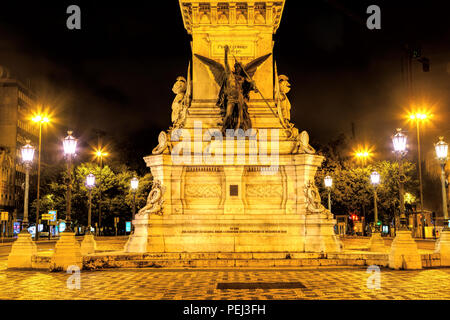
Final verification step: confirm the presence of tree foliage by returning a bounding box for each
[31,161,152,229]
[315,135,419,226]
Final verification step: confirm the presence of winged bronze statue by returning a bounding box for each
[195,45,271,134]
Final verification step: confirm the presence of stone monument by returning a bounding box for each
[125,0,341,254]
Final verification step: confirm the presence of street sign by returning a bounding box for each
[48,210,57,221]
[42,211,57,221]
[0,212,8,221]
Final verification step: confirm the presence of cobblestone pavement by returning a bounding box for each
[1,261,450,300]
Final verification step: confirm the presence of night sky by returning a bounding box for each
[0,0,449,168]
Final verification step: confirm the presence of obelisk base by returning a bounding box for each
[7,232,37,269]
[368,231,387,252]
[388,230,422,269]
[80,234,97,255]
[50,232,82,271]
[435,229,450,267]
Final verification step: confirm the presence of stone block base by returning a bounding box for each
[124,213,148,253]
[7,232,37,269]
[50,232,82,271]
[367,232,387,252]
[435,229,450,267]
[80,234,97,255]
[129,214,342,254]
[388,230,422,270]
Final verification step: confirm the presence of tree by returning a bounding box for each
[316,159,419,227]
[33,161,152,232]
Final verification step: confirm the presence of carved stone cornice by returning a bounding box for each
[179,0,285,34]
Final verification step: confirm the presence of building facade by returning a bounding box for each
[0,68,38,230]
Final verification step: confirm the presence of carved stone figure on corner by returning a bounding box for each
[291,130,316,154]
[274,62,293,129]
[171,63,192,130]
[195,45,271,134]
[304,180,333,219]
[138,180,165,216]
[152,131,170,155]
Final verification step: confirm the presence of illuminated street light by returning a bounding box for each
[130,177,139,232]
[370,171,380,232]
[408,111,430,229]
[20,141,35,233]
[63,131,77,232]
[31,113,51,241]
[94,148,108,235]
[388,128,422,268]
[435,137,448,229]
[6,141,37,268]
[434,137,450,265]
[392,128,408,230]
[85,173,96,235]
[353,148,372,167]
[324,175,332,211]
[367,169,386,252]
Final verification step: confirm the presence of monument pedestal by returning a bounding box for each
[7,232,37,269]
[124,0,341,256]
[125,154,342,254]
[80,234,97,255]
[50,232,82,271]
[388,230,422,269]
[435,229,450,267]
[367,231,386,252]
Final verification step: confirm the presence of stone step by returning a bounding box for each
[26,250,443,271]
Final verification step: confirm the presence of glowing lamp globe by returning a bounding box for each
[63,131,77,156]
[130,177,139,191]
[21,140,35,164]
[324,175,332,188]
[392,128,407,153]
[86,173,96,189]
[435,137,448,162]
[370,171,380,186]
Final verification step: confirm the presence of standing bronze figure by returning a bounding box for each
[195,46,271,134]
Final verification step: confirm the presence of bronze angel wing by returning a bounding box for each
[244,53,272,78]
[194,54,226,86]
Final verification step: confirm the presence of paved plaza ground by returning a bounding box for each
[1,261,450,300]
[1,236,449,300]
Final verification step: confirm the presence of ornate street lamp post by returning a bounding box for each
[95,149,108,235]
[85,173,96,234]
[53,130,82,269]
[80,172,97,255]
[367,170,385,252]
[20,141,35,233]
[435,137,449,229]
[370,171,380,232]
[31,114,50,241]
[7,141,37,268]
[434,136,450,265]
[324,175,332,211]
[130,177,139,232]
[392,128,408,230]
[63,131,77,232]
[388,128,422,269]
